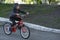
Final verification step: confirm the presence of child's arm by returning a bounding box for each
[20,10,26,14]
[20,10,29,15]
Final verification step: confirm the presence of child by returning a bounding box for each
[10,3,29,29]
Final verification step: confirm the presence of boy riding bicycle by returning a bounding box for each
[9,3,29,32]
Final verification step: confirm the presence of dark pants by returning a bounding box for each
[10,15,22,26]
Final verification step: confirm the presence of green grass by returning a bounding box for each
[0,4,56,17]
[0,4,13,17]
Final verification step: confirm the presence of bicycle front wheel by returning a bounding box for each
[20,25,30,39]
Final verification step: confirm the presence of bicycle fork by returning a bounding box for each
[18,20,24,27]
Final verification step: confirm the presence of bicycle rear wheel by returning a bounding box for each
[3,22,12,35]
[20,25,30,39]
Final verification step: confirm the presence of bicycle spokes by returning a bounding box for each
[21,27,27,33]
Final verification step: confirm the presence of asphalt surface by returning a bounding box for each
[0,26,60,40]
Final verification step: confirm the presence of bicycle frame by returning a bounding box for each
[17,20,24,27]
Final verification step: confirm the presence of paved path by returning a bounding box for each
[0,26,60,40]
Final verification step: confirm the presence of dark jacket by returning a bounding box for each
[10,3,26,16]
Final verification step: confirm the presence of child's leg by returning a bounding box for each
[10,16,16,32]
[10,16,16,27]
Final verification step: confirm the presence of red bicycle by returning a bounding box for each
[3,14,30,39]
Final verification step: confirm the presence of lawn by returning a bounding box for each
[0,4,56,17]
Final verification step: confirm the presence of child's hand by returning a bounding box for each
[16,13,20,18]
[16,13,19,16]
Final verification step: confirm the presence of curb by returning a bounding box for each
[24,22,60,33]
[0,17,60,33]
